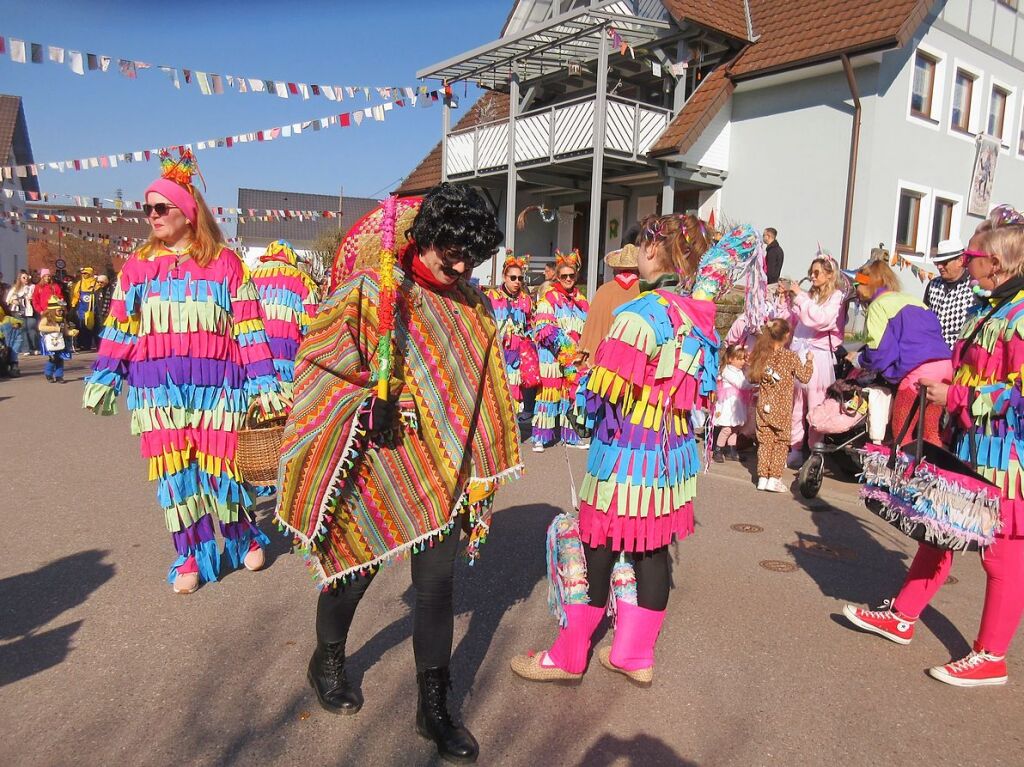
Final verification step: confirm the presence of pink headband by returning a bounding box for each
[145,178,198,225]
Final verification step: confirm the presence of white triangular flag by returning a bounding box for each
[48,46,65,64]
[10,39,27,64]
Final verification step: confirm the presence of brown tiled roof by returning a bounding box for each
[731,0,932,78]
[650,0,933,156]
[396,91,510,195]
[664,1,751,42]
[648,64,735,157]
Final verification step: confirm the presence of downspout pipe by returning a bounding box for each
[840,54,861,270]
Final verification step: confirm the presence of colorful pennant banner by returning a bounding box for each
[0,88,449,177]
[0,32,425,103]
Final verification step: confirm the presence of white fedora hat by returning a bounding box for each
[901,236,965,266]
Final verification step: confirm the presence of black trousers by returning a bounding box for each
[316,528,461,671]
[583,541,671,611]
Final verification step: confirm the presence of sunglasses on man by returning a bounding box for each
[143,203,179,218]
[557,273,576,281]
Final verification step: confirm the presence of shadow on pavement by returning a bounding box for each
[787,495,969,658]
[0,549,114,688]
[575,734,698,767]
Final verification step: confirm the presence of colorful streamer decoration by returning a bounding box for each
[375,195,399,400]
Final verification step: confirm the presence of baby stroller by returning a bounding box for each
[797,378,870,499]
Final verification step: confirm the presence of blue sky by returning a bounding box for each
[0,0,507,208]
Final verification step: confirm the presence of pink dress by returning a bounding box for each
[789,290,845,448]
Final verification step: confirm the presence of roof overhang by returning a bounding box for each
[417,5,671,88]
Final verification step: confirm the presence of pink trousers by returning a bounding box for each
[893,501,1024,655]
[791,346,833,450]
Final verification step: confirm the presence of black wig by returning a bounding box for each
[408,183,503,266]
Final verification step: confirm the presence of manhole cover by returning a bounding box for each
[790,538,858,561]
[945,575,959,585]
[759,559,798,573]
[731,523,764,534]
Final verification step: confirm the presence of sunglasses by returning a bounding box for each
[557,273,576,281]
[963,249,992,262]
[143,203,178,218]
[507,275,524,282]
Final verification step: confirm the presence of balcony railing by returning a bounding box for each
[444,94,671,178]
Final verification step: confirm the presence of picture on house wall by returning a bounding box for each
[968,136,1000,216]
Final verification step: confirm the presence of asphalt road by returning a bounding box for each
[2,353,1023,767]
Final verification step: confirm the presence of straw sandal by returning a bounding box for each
[597,647,653,687]
[509,651,583,684]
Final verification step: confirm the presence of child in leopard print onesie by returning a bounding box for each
[749,319,813,492]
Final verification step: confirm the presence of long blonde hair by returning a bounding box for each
[748,319,790,383]
[808,257,838,304]
[137,187,225,267]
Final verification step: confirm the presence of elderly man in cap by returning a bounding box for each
[911,238,976,348]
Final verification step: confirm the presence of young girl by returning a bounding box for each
[749,319,813,491]
[38,295,77,383]
[713,344,751,462]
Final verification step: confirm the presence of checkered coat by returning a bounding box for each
[924,274,976,349]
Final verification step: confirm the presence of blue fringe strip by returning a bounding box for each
[166,539,221,584]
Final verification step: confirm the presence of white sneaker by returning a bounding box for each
[570,441,590,450]
[756,477,768,491]
[532,443,545,453]
[765,478,788,493]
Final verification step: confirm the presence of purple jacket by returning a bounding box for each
[858,290,950,384]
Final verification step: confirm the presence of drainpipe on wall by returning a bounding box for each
[840,54,861,270]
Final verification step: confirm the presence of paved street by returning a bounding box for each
[3,352,1023,767]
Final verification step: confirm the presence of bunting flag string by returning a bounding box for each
[891,253,936,283]
[0,32,427,103]
[2,188,347,218]
[7,208,344,225]
[0,87,449,177]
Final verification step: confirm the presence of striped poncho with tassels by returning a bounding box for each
[274,267,523,589]
[82,245,287,583]
[573,284,720,552]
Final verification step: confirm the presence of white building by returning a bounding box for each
[0,95,38,281]
[399,0,1024,293]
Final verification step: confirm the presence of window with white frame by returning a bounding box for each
[989,85,1010,140]
[896,188,926,254]
[931,197,957,254]
[952,68,976,133]
[911,52,938,119]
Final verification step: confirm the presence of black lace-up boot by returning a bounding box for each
[415,666,479,763]
[307,641,362,715]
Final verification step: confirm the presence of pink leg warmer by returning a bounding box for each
[608,602,666,672]
[892,542,953,619]
[976,533,1024,655]
[546,604,605,674]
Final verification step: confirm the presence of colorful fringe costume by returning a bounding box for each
[275,227,521,589]
[532,250,588,446]
[485,254,539,411]
[511,224,761,685]
[251,239,320,400]
[83,244,286,584]
[882,277,1024,660]
[575,278,719,550]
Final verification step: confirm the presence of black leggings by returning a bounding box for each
[315,529,460,671]
[583,541,671,611]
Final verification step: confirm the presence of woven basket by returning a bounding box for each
[236,402,286,487]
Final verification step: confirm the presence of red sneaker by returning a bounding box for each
[929,649,1007,687]
[842,601,915,645]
